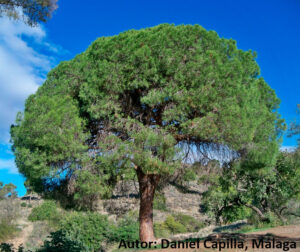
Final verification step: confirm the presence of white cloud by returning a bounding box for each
[0,16,59,143]
[0,15,63,175]
[0,158,18,174]
[280,146,297,152]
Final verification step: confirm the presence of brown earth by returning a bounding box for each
[138,225,300,252]
[6,219,34,250]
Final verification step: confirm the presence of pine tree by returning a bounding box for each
[10,24,284,241]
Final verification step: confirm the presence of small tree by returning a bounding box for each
[11,24,284,241]
[0,182,19,225]
[0,182,17,200]
[202,148,300,225]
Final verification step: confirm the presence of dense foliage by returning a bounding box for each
[28,201,59,223]
[154,213,205,237]
[202,149,300,225]
[58,212,111,251]
[38,212,139,251]
[10,24,284,240]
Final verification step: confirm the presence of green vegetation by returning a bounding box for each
[202,148,300,225]
[11,23,284,241]
[20,202,27,207]
[37,230,87,252]
[58,212,111,251]
[164,215,187,234]
[111,216,140,241]
[173,213,205,232]
[0,222,18,243]
[26,203,140,251]
[0,182,17,200]
[0,182,20,243]
[153,191,167,211]
[154,214,204,237]
[28,201,61,228]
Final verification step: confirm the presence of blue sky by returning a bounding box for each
[0,0,299,196]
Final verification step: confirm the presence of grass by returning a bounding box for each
[0,221,19,243]
[239,225,272,234]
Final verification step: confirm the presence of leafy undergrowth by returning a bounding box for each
[154,213,205,238]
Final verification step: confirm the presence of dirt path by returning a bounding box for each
[141,224,300,252]
[6,214,34,249]
[249,224,300,238]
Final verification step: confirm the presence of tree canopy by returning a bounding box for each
[10,24,284,241]
[0,0,58,26]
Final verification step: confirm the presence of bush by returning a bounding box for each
[153,192,167,211]
[28,201,60,225]
[154,214,205,237]
[37,230,87,252]
[154,222,170,238]
[221,205,251,224]
[20,202,27,208]
[172,213,205,232]
[164,215,187,234]
[0,244,28,252]
[110,216,139,241]
[0,243,14,252]
[59,212,111,251]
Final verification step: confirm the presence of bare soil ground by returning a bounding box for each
[6,219,34,250]
[250,225,300,238]
[144,225,300,252]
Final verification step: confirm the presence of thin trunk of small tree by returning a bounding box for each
[137,167,160,242]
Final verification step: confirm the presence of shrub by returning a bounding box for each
[59,212,111,251]
[37,230,87,252]
[28,201,59,223]
[0,244,28,252]
[20,202,27,208]
[154,223,170,238]
[153,192,167,211]
[221,205,251,224]
[154,214,204,237]
[110,216,139,241]
[0,243,14,252]
[164,215,187,234]
[172,213,205,232]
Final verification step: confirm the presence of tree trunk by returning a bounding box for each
[137,167,160,242]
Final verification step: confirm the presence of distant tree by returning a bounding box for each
[288,104,300,146]
[0,182,17,200]
[10,24,284,241]
[0,182,19,225]
[0,0,58,26]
